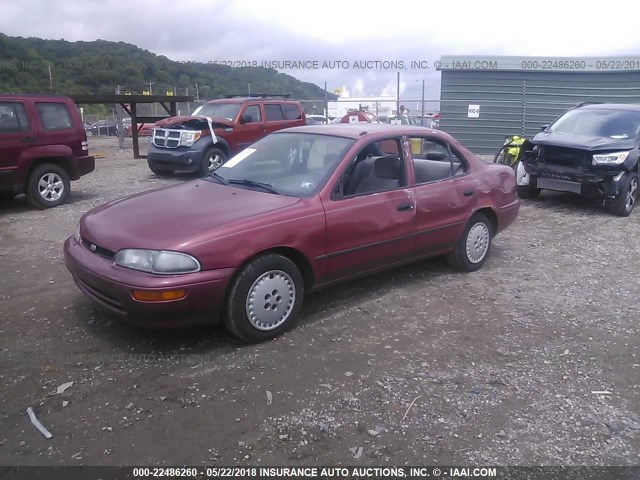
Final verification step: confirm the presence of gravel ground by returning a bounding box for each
[0,138,638,467]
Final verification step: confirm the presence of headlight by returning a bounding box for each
[114,249,201,274]
[179,131,202,147]
[592,151,630,165]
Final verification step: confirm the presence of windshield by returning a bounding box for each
[191,103,241,121]
[212,132,355,197]
[550,108,640,139]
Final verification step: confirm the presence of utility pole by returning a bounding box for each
[146,81,155,116]
[396,72,400,115]
[194,83,200,101]
[421,79,425,125]
[48,65,54,91]
[248,83,251,95]
[324,81,328,119]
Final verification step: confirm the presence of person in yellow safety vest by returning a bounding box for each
[504,135,526,166]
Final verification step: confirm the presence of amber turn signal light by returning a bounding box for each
[131,289,187,302]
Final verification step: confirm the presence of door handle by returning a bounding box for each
[21,136,37,143]
[463,189,475,196]
[397,202,414,211]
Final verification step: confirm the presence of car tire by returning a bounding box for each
[224,253,304,343]
[148,165,175,176]
[26,163,71,209]
[200,147,227,176]
[446,213,493,272]
[607,171,638,217]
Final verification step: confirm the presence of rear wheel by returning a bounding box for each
[607,172,638,217]
[200,147,227,176]
[27,163,70,209]
[447,213,493,272]
[224,254,304,343]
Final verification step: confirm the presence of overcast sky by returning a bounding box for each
[2,0,640,100]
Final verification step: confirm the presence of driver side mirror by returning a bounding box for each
[540,124,549,131]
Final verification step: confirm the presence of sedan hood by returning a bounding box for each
[81,181,301,252]
[533,131,637,151]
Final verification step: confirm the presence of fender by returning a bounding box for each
[198,134,231,156]
[15,144,75,185]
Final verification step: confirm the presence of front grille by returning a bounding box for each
[541,146,588,169]
[81,238,115,260]
[152,128,182,148]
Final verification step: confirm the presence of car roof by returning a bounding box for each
[206,97,300,104]
[578,103,640,112]
[0,93,75,102]
[279,123,444,139]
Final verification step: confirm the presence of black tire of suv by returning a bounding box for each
[516,174,541,199]
[27,163,71,209]
[200,147,227,176]
[149,165,175,176]
[606,171,638,217]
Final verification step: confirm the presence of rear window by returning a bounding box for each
[36,102,73,131]
[0,102,30,133]
[282,104,302,120]
[264,104,284,121]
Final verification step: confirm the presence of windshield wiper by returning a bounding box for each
[208,172,228,185]
[228,178,279,194]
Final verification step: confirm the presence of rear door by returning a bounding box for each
[263,103,288,134]
[0,100,37,190]
[408,135,479,255]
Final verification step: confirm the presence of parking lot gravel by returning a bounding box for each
[0,138,638,466]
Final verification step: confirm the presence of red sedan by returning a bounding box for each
[64,125,519,342]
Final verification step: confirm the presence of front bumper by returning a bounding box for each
[63,236,235,328]
[147,145,206,173]
[525,163,625,196]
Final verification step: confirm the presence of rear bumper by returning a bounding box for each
[147,145,205,173]
[63,236,234,328]
[71,155,95,180]
[496,199,520,233]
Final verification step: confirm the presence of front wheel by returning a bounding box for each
[607,171,638,217]
[447,213,493,272]
[27,163,71,209]
[224,254,304,343]
[200,147,227,176]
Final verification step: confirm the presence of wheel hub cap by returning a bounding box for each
[38,173,64,201]
[209,154,223,171]
[246,270,295,331]
[626,177,638,211]
[466,222,490,264]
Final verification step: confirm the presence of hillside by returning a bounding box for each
[0,34,335,102]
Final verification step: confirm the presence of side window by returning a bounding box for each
[36,102,73,131]
[243,105,262,123]
[282,104,302,120]
[410,137,468,184]
[0,102,30,133]
[264,104,284,121]
[337,138,405,198]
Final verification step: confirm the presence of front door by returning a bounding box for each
[320,137,416,282]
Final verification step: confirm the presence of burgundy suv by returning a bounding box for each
[0,94,95,208]
[147,95,305,176]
